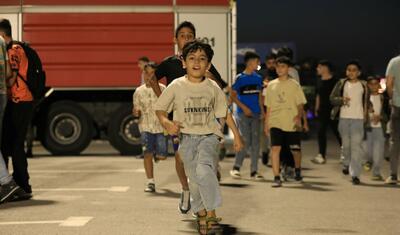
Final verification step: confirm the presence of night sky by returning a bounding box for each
[237,0,400,76]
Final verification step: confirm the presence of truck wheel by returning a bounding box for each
[41,101,93,155]
[107,106,142,156]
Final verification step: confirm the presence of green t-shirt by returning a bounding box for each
[265,78,307,132]
[386,56,400,107]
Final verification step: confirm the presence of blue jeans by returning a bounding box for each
[140,132,168,157]
[364,127,385,176]
[234,113,261,173]
[339,118,364,178]
[178,134,221,212]
[0,94,12,185]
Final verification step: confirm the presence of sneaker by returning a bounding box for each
[0,180,23,204]
[363,162,372,172]
[230,169,241,179]
[342,166,349,175]
[385,175,398,185]
[144,183,156,193]
[272,177,282,188]
[217,170,221,182]
[179,190,191,214]
[352,177,361,185]
[294,174,303,182]
[250,172,264,181]
[311,154,326,164]
[10,189,32,202]
[371,175,384,181]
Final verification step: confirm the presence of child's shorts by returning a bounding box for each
[141,132,168,157]
[270,128,301,151]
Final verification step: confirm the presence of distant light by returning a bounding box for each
[257,65,261,70]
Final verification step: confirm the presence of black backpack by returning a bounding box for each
[8,41,46,100]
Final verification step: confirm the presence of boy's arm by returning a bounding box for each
[132,91,140,117]
[207,64,228,89]
[230,89,253,117]
[315,94,320,116]
[225,112,244,152]
[156,110,182,136]
[330,80,345,106]
[6,49,19,88]
[386,75,394,98]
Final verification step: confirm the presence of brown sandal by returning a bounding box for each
[206,217,223,235]
[196,213,208,235]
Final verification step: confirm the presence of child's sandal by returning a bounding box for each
[196,213,208,235]
[206,217,223,235]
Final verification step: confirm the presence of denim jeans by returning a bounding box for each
[0,93,12,185]
[339,118,364,178]
[364,127,385,176]
[178,134,221,213]
[234,113,261,173]
[389,106,400,177]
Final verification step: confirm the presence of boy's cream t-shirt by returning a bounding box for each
[265,78,307,132]
[133,83,166,134]
[154,76,228,138]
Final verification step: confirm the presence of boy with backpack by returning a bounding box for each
[133,62,168,193]
[0,18,45,200]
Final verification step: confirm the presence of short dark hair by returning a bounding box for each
[276,46,293,60]
[182,40,214,62]
[138,56,149,63]
[265,54,276,61]
[346,60,362,71]
[145,61,157,70]
[276,56,293,67]
[244,51,260,63]
[0,18,12,37]
[318,59,334,72]
[175,21,196,38]
[367,75,380,83]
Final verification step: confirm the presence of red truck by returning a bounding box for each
[0,0,236,155]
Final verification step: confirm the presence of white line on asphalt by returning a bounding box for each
[30,169,138,173]
[34,186,130,192]
[0,217,93,227]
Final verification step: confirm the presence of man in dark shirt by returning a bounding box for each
[312,60,341,164]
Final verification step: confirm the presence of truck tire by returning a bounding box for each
[41,101,94,155]
[107,106,142,156]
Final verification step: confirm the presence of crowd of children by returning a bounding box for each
[131,21,399,235]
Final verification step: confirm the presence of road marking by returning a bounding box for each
[35,186,130,192]
[33,195,84,201]
[0,217,93,227]
[30,169,138,173]
[134,168,145,173]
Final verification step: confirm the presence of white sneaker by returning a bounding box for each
[230,169,241,179]
[250,172,264,181]
[385,176,398,185]
[311,154,326,164]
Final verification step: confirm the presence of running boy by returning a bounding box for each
[155,40,242,235]
[330,60,369,185]
[133,62,168,193]
[264,56,307,187]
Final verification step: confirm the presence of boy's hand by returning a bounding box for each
[303,123,310,133]
[372,114,380,125]
[343,97,351,106]
[243,106,253,117]
[233,136,244,152]
[293,115,302,129]
[164,120,183,136]
[264,122,270,136]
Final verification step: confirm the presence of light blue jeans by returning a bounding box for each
[178,134,221,213]
[364,127,385,176]
[339,118,364,178]
[0,93,12,185]
[234,113,261,173]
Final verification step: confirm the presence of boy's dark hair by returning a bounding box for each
[367,75,380,83]
[145,61,157,70]
[346,60,362,71]
[276,56,293,67]
[138,56,149,62]
[318,59,334,72]
[0,18,12,37]
[265,54,276,61]
[175,21,196,38]
[244,51,260,63]
[276,46,293,60]
[182,40,213,62]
